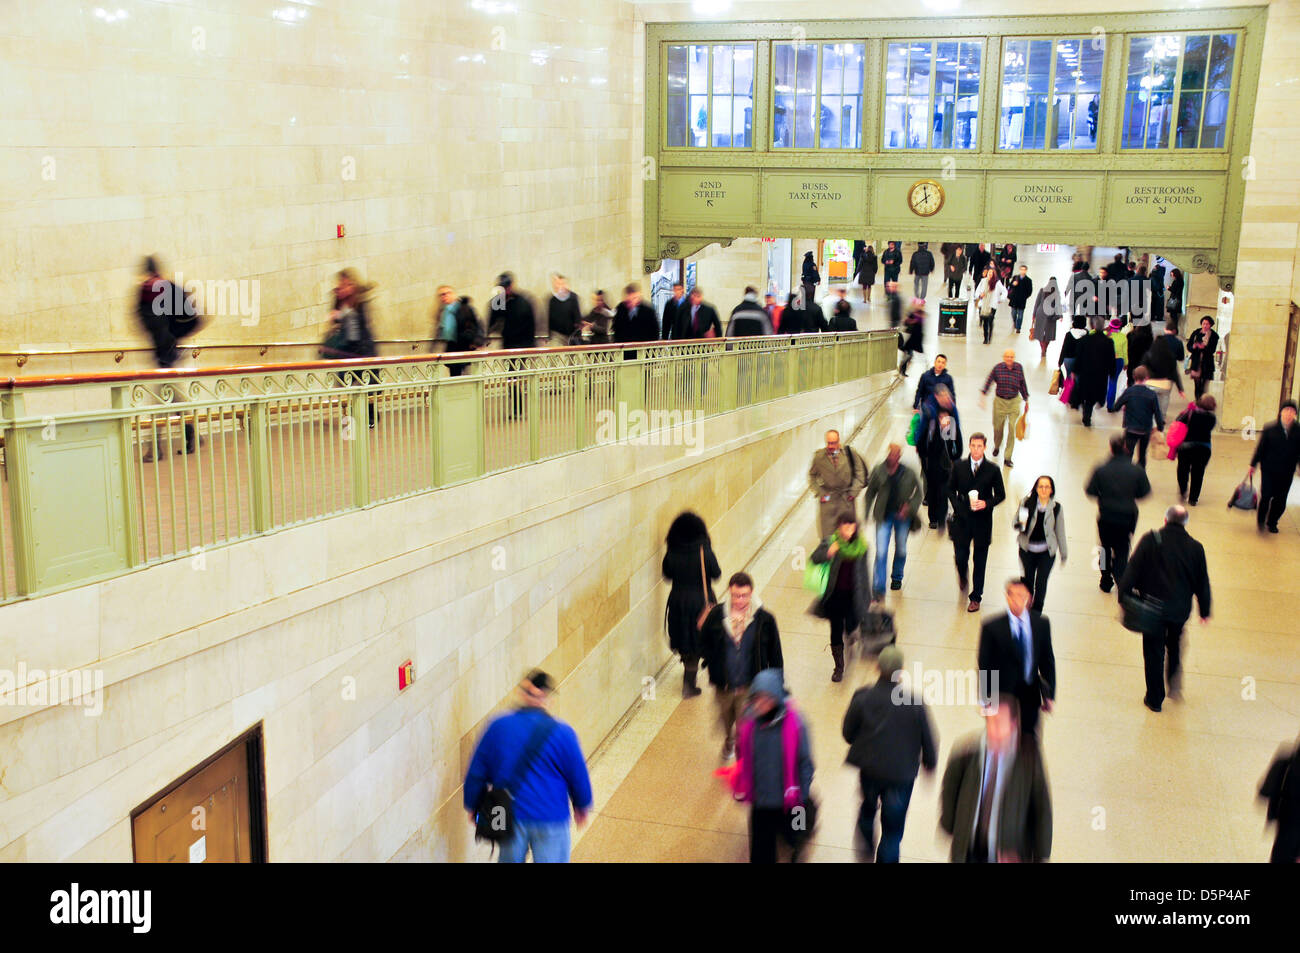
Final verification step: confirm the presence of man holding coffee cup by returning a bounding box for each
[947,433,1007,612]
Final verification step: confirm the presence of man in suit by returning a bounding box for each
[940,694,1052,863]
[670,286,722,340]
[659,281,687,340]
[978,579,1057,736]
[613,282,659,345]
[1119,505,1212,712]
[947,433,1007,612]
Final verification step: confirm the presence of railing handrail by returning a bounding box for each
[0,331,879,391]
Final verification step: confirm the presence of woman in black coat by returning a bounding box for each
[801,251,821,307]
[855,245,878,303]
[1186,316,1220,399]
[1071,318,1116,427]
[1166,269,1185,332]
[662,512,721,698]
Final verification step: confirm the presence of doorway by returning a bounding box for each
[131,725,268,862]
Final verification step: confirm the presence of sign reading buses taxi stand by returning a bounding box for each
[644,9,1265,290]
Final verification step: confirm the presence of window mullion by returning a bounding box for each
[1047,40,1059,149]
[1169,38,1186,149]
[814,45,823,149]
[927,41,938,148]
[705,46,714,148]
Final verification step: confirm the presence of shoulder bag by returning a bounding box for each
[1120,530,1167,633]
[474,715,558,847]
[695,546,718,630]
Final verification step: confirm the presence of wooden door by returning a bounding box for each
[132,728,265,862]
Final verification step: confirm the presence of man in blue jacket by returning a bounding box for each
[464,670,593,862]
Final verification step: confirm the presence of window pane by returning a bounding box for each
[733,45,754,146]
[1208,34,1236,88]
[821,95,842,148]
[822,44,844,96]
[955,42,980,148]
[690,94,708,146]
[667,45,687,94]
[1182,35,1209,91]
[667,96,686,147]
[906,98,929,149]
[886,43,908,96]
[1175,90,1203,148]
[773,43,796,147]
[907,42,931,98]
[713,45,732,95]
[884,95,907,148]
[1053,38,1099,149]
[688,44,708,94]
[1122,91,1145,148]
[1202,88,1229,147]
[842,44,863,94]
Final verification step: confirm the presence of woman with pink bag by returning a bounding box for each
[1174,394,1217,505]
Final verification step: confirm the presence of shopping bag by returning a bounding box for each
[1228,475,1259,510]
[803,559,830,596]
[1015,412,1027,442]
[1048,370,1061,396]
[906,411,921,447]
[1058,375,1075,405]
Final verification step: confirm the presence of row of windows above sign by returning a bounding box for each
[664,32,1237,152]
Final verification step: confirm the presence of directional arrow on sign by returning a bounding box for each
[1038,205,1046,214]
[1156,205,1167,215]
[707,199,714,207]
[810,201,819,209]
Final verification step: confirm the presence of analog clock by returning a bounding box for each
[907,179,944,217]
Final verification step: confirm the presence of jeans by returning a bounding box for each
[498,818,572,863]
[1018,548,1056,612]
[1124,430,1152,469]
[858,775,915,863]
[1176,444,1211,503]
[991,396,1022,461]
[1011,307,1025,332]
[1062,358,1075,378]
[1107,358,1125,410]
[914,274,929,300]
[980,310,995,343]
[947,278,961,298]
[1142,622,1184,707]
[874,516,910,592]
[1097,516,1137,586]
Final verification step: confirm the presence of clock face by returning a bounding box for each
[908,180,944,217]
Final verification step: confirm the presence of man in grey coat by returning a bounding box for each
[809,429,867,540]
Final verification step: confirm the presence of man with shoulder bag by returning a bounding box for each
[1118,505,1211,713]
[464,670,593,861]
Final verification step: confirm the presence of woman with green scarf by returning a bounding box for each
[810,512,875,682]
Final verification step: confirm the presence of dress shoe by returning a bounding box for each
[992,446,1000,457]
[1100,575,1114,593]
[967,599,980,613]
[928,520,939,530]
[1004,459,1014,469]
[1144,698,1162,713]
[1269,525,1280,534]
[890,580,902,591]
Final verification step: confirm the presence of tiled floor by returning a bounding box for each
[573,246,1299,863]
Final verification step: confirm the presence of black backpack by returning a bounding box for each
[455,298,485,350]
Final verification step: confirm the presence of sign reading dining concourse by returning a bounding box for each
[986,174,1101,229]
[660,171,757,227]
[761,172,866,226]
[1104,174,1226,234]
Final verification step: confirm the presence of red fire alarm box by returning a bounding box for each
[398,659,414,691]
[337,224,345,238]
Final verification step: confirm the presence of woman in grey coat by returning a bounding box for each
[1030,277,1061,362]
[1014,475,1068,612]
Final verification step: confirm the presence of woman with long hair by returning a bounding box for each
[855,244,878,303]
[974,266,1006,345]
[810,512,874,682]
[1014,475,1068,612]
[1031,276,1061,362]
[325,268,377,359]
[1175,394,1217,506]
[662,511,721,698]
[1186,316,1220,400]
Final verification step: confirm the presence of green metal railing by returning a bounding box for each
[0,331,896,604]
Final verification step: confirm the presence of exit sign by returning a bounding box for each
[1036,244,1058,252]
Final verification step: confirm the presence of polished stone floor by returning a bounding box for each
[572,246,1299,863]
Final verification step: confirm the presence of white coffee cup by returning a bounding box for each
[1018,505,1029,525]
[969,490,979,505]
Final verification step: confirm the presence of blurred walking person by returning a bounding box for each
[731,669,816,863]
[948,433,1007,612]
[862,444,922,595]
[1186,316,1220,401]
[801,251,821,307]
[136,255,204,457]
[1085,434,1152,593]
[916,390,962,530]
[979,348,1028,468]
[810,512,874,683]
[1111,365,1164,469]
[1071,318,1115,428]
[1006,264,1033,334]
[809,430,867,540]
[662,512,721,699]
[700,573,784,762]
[547,274,582,346]
[1030,277,1060,362]
[464,670,593,863]
[908,242,935,301]
[1259,734,1300,863]
[1174,394,1216,505]
[842,646,938,863]
[974,267,1006,345]
[939,695,1052,863]
[897,300,924,375]
[944,246,967,299]
[1249,399,1300,534]
[977,579,1057,736]
[854,244,877,303]
[1119,505,1211,712]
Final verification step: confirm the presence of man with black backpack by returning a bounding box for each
[464,670,593,862]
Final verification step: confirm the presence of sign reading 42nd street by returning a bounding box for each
[661,171,757,226]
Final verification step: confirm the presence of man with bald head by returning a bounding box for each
[979,348,1029,469]
[810,430,867,540]
[1119,505,1212,712]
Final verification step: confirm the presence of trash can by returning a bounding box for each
[939,298,968,337]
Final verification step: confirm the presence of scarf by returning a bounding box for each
[834,529,867,561]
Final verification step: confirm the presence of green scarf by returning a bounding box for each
[833,529,867,561]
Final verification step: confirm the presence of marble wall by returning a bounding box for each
[0,373,892,861]
[0,0,644,352]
